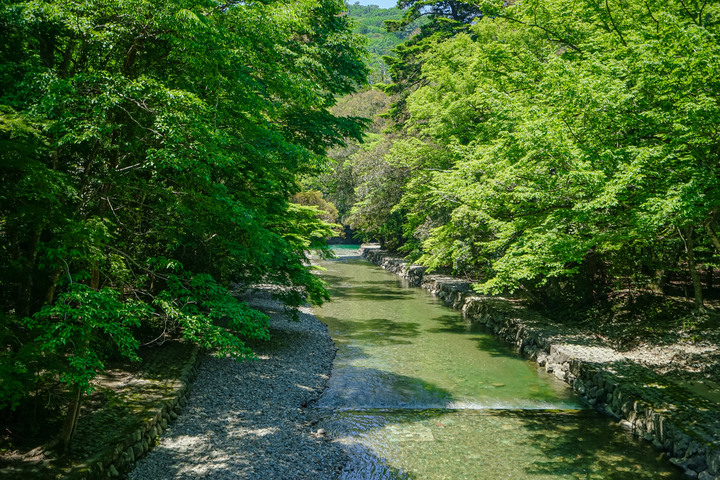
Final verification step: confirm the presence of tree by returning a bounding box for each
[292,191,340,225]
[350,0,720,312]
[0,0,367,449]
[385,0,481,32]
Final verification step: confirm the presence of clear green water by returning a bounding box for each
[312,246,684,480]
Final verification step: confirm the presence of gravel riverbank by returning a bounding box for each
[127,291,345,480]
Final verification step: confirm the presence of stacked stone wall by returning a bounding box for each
[65,347,201,480]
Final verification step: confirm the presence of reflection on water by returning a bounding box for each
[326,410,680,480]
[312,246,683,479]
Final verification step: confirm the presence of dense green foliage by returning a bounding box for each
[346,2,421,83]
[0,0,366,445]
[385,0,480,31]
[344,0,720,312]
[303,88,393,226]
[291,190,340,224]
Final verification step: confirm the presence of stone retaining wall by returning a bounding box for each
[67,346,201,480]
[361,245,720,480]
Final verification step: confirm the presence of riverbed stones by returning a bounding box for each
[361,245,720,480]
[710,450,720,474]
[128,292,346,480]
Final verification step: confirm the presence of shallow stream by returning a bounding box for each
[311,246,684,480]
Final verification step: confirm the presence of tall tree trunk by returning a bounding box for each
[61,387,82,454]
[650,268,666,294]
[44,268,63,305]
[649,245,681,295]
[17,223,44,317]
[681,227,705,312]
[578,248,603,304]
[706,265,713,290]
[706,221,720,254]
[62,163,113,442]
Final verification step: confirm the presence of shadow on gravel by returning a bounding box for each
[133,404,347,479]
[128,301,346,480]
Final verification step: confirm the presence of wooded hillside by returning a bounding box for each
[346,2,420,83]
[329,0,720,322]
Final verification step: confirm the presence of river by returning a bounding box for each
[311,246,683,480]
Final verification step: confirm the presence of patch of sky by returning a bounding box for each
[347,0,399,9]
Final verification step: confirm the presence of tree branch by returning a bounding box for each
[677,0,701,26]
[492,10,583,53]
[642,0,660,33]
[605,0,627,47]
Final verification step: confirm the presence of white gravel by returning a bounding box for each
[128,292,345,480]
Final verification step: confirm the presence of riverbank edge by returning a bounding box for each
[127,292,347,479]
[66,295,341,479]
[0,344,203,480]
[73,346,201,480]
[2,287,344,479]
[360,245,720,480]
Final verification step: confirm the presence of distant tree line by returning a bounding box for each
[345,2,422,83]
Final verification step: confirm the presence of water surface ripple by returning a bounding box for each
[312,247,683,480]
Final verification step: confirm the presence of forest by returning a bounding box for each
[0,0,366,451]
[1,0,720,462]
[344,2,423,83]
[320,0,720,325]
